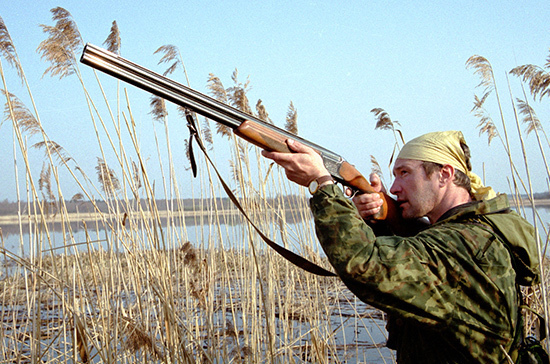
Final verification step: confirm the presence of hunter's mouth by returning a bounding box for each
[397,200,408,209]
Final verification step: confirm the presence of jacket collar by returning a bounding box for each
[435,193,510,224]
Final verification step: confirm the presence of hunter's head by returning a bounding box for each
[389,131,495,222]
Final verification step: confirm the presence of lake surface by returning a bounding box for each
[2,205,548,256]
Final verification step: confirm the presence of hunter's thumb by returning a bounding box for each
[286,139,307,153]
[369,173,381,187]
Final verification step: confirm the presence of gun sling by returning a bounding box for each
[81,44,335,276]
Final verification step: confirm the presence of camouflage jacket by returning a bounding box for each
[310,185,538,364]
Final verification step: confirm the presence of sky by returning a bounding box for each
[1,1,549,203]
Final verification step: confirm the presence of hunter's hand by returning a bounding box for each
[261,139,329,187]
[351,173,385,220]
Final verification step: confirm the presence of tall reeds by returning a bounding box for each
[1,8,393,363]
[468,53,550,350]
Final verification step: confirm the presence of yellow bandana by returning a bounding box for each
[397,131,496,201]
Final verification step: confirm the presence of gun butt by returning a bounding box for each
[338,161,403,222]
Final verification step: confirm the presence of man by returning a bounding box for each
[262,131,539,363]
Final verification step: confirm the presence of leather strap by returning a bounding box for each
[185,111,336,277]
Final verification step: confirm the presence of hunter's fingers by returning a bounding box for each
[262,140,306,161]
[261,139,329,187]
[352,191,384,219]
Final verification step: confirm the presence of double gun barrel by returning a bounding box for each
[80,43,396,222]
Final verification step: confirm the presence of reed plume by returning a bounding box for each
[33,140,71,163]
[37,7,83,79]
[371,107,405,156]
[237,139,248,163]
[179,242,209,308]
[201,118,214,149]
[0,16,24,82]
[38,162,55,201]
[122,317,164,360]
[466,55,495,95]
[256,99,272,124]
[285,101,298,135]
[1,90,42,137]
[229,159,238,185]
[154,43,193,95]
[471,93,498,144]
[510,49,550,101]
[227,69,252,114]
[466,56,506,146]
[71,193,84,202]
[207,73,228,103]
[149,95,168,122]
[103,20,121,54]
[371,108,398,131]
[370,155,383,178]
[38,162,57,217]
[131,160,142,191]
[154,45,181,76]
[516,98,541,136]
[95,157,120,194]
[180,241,198,266]
[206,73,231,137]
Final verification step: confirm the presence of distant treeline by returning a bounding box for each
[0,195,308,216]
[1,191,549,216]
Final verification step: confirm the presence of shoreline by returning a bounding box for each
[0,198,548,230]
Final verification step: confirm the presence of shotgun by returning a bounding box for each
[80,43,400,223]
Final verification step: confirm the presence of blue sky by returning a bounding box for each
[1,1,549,202]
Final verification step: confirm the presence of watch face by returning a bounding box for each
[308,180,319,194]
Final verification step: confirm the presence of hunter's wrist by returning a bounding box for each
[308,175,334,195]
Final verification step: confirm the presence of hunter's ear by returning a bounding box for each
[439,165,455,186]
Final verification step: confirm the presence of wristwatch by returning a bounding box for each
[308,175,334,195]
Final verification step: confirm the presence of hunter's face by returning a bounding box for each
[390,159,440,220]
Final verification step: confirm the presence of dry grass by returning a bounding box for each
[2,243,385,363]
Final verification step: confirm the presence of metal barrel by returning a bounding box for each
[80,43,345,178]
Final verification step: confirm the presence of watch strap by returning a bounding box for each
[308,175,334,194]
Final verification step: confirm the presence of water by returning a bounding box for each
[3,204,547,255]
